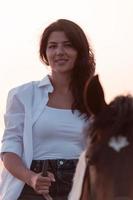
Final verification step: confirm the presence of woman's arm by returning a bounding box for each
[3,152,34,185]
[1,87,55,196]
[3,152,55,195]
[1,88,24,159]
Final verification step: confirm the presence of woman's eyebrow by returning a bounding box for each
[63,41,71,43]
[47,40,70,44]
[47,41,57,44]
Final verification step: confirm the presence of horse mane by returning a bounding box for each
[70,75,133,200]
[85,95,133,164]
[87,95,133,139]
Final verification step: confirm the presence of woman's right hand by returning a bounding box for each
[2,153,55,197]
[28,170,55,195]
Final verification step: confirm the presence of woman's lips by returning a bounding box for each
[55,59,68,64]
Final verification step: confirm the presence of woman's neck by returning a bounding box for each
[49,73,71,94]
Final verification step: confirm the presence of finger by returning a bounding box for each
[36,185,50,190]
[35,181,51,191]
[36,189,49,195]
[37,176,52,183]
[37,179,51,185]
[47,172,55,182]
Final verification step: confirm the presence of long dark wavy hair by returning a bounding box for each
[39,19,95,116]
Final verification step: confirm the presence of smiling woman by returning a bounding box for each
[46,31,78,75]
[0,19,95,200]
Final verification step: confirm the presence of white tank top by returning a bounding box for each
[33,106,88,160]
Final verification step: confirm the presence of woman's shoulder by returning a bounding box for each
[8,81,38,96]
[8,74,51,99]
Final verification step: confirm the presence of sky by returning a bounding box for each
[0,0,133,145]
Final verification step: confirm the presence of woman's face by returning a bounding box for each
[46,31,78,75]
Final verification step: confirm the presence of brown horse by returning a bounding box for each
[69,75,133,200]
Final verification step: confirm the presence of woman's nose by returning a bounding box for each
[56,45,65,55]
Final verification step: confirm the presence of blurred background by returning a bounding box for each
[0,0,133,170]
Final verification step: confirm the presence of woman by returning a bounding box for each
[0,19,95,200]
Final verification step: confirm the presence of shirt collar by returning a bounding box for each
[38,74,54,93]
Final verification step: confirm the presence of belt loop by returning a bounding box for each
[42,160,49,176]
[33,160,42,173]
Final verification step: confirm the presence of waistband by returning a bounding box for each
[31,159,78,174]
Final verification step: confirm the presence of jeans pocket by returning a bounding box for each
[53,170,74,196]
[60,169,75,184]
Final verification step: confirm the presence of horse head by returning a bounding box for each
[69,75,133,200]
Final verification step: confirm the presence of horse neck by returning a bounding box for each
[89,146,133,199]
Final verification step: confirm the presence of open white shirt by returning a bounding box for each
[0,75,88,200]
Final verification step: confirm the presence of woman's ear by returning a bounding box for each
[84,75,107,115]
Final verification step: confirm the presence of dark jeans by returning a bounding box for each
[18,159,78,200]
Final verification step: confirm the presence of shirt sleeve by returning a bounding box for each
[0,88,25,159]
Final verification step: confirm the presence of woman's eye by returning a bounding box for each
[48,45,56,49]
[64,43,72,47]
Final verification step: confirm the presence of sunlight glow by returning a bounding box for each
[0,0,133,143]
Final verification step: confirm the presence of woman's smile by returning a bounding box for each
[46,31,78,74]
